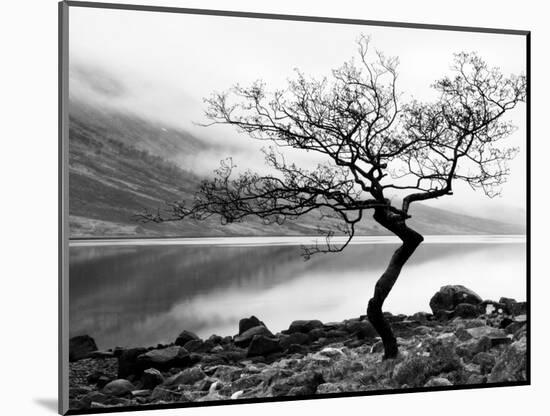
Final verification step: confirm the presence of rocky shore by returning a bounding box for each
[68,285,527,411]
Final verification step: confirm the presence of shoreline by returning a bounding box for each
[68,286,527,411]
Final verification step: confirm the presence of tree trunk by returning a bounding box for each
[367,208,424,359]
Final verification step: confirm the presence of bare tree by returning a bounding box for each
[138,36,526,359]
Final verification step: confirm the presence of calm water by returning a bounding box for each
[69,236,526,350]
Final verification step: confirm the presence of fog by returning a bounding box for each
[68,6,527,224]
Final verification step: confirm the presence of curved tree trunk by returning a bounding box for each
[367,208,424,359]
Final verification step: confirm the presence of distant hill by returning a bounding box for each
[68,98,525,238]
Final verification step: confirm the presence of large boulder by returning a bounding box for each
[429,285,482,316]
[175,330,200,347]
[287,320,323,334]
[247,335,282,357]
[238,316,265,335]
[137,346,192,371]
[69,335,98,362]
[117,347,148,378]
[234,326,273,348]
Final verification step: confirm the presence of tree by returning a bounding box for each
[138,36,526,359]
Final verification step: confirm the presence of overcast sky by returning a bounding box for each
[68,6,527,220]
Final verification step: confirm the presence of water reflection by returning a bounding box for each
[69,240,526,350]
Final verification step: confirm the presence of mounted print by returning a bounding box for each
[59,1,530,414]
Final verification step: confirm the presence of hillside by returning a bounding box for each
[68,99,525,238]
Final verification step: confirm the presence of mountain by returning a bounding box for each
[68,98,525,238]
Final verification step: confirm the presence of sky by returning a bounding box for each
[68,6,527,222]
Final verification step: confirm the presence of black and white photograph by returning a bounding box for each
[61,2,529,414]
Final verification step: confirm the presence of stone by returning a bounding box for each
[118,347,148,378]
[279,332,310,350]
[141,368,164,389]
[234,326,274,347]
[211,365,242,382]
[131,389,152,398]
[231,390,244,400]
[424,377,453,387]
[247,335,282,357]
[137,346,191,371]
[287,320,324,334]
[429,285,482,315]
[102,379,135,397]
[455,327,473,341]
[454,303,481,319]
[238,316,265,335]
[175,330,200,347]
[69,335,98,362]
[307,328,327,342]
[343,320,378,339]
[499,297,526,315]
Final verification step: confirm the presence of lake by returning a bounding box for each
[69,235,527,350]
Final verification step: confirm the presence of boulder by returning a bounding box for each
[279,332,310,350]
[238,316,265,335]
[137,346,191,371]
[234,326,273,347]
[429,285,482,316]
[287,320,323,334]
[175,330,200,347]
[473,352,496,374]
[247,335,282,357]
[141,368,164,390]
[102,379,135,397]
[69,335,98,362]
[499,297,527,316]
[393,356,432,387]
[117,347,148,378]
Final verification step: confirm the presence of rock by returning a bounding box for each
[467,374,486,384]
[480,300,506,315]
[247,335,282,357]
[454,303,481,319]
[89,350,115,359]
[410,312,433,323]
[141,368,164,389]
[307,328,327,342]
[488,337,527,382]
[429,285,482,315]
[184,339,215,353]
[286,344,309,355]
[69,335,98,362]
[117,347,148,378]
[234,326,273,347]
[343,320,378,339]
[175,330,200,347]
[164,367,206,386]
[102,379,135,397]
[424,377,452,387]
[238,316,265,335]
[279,332,310,350]
[287,320,324,334]
[137,346,191,371]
